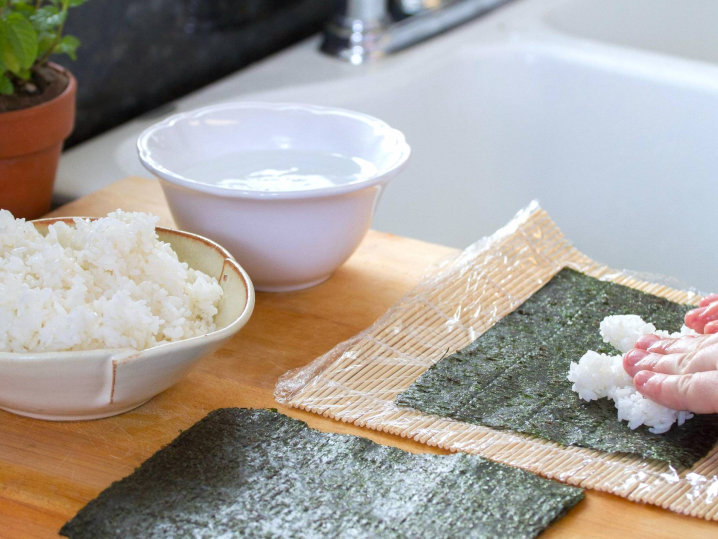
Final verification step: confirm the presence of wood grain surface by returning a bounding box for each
[0,177,715,538]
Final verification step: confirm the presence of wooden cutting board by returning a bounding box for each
[0,177,715,538]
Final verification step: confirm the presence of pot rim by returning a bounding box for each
[0,62,76,120]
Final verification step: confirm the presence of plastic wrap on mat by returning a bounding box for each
[275,201,718,520]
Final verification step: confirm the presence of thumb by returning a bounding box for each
[634,370,718,414]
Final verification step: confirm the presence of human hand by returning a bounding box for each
[623,333,718,413]
[622,294,718,414]
[684,294,718,334]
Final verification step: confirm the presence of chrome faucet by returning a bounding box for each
[321,0,513,64]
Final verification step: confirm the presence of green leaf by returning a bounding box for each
[30,6,66,33]
[5,13,37,70]
[53,33,79,60]
[2,49,20,74]
[9,2,35,15]
[0,74,13,95]
[67,0,90,6]
[36,32,55,57]
[0,25,19,74]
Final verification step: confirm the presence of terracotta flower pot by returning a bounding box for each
[0,64,76,219]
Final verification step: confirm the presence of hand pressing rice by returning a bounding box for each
[568,315,698,434]
[599,314,697,356]
[625,299,718,416]
[0,210,224,353]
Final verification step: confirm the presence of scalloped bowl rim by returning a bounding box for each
[0,217,255,362]
[136,101,412,200]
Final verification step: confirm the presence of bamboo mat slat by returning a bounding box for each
[275,203,716,519]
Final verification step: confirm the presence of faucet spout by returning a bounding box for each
[321,0,391,64]
[321,0,513,64]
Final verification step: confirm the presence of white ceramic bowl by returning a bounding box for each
[0,218,255,421]
[137,102,411,292]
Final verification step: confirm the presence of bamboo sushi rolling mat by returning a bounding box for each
[276,203,718,520]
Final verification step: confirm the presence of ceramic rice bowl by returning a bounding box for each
[0,218,254,421]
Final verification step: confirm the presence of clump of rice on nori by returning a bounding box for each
[397,268,718,468]
[0,210,223,352]
[598,314,697,355]
[60,408,584,539]
[568,314,698,434]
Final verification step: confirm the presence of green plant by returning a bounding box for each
[0,0,87,95]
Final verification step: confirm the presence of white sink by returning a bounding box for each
[58,0,718,292]
[545,0,718,66]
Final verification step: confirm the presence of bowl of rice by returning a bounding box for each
[0,210,254,421]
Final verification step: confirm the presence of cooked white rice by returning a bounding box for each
[599,314,697,354]
[0,210,224,353]
[568,314,697,434]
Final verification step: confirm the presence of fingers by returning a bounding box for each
[634,370,718,414]
[699,294,718,308]
[705,320,718,335]
[623,335,718,377]
[646,335,699,355]
[685,300,718,333]
[635,334,662,350]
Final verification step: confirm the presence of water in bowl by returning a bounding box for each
[182,149,378,192]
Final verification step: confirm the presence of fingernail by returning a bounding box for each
[646,340,667,353]
[685,307,705,323]
[635,334,660,350]
[633,370,654,388]
[705,321,718,335]
[625,349,648,366]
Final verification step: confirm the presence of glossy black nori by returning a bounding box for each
[397,268,718,468]
[60,408,583,539]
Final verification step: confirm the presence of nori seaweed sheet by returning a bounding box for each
[397,268,718,468]
[60,408,584,539]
